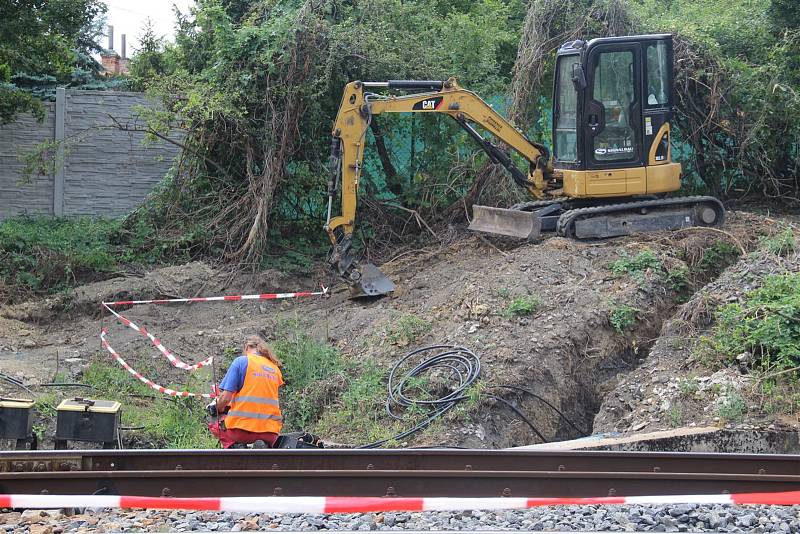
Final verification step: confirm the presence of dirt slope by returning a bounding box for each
[0,211,787,449]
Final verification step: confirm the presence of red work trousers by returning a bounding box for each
[208,417,279,449]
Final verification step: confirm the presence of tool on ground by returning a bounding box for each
[324,34,724,296]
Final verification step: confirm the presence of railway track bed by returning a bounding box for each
[2,449,799,498]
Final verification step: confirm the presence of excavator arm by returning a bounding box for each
[325,78,551,297]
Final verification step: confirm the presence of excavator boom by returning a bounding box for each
[325,78,550,296]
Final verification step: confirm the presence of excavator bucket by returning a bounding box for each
[350,262,396,298]
[468,205,542,240]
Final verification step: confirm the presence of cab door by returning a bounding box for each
[582,43,644,194]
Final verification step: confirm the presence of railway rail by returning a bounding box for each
[1,449,799,499]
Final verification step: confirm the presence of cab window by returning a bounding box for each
[646,42,669,107]
[554,55,580,162]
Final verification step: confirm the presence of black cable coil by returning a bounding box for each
[359,344,480,449]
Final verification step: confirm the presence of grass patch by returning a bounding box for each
[609,249,661,278]
[762,228,796,257]
[708,272,800,370]
[34,392,59,418]
[273,318,348,430]
[504,295,540,317]
[609,303,639,333]
[387,314,432,346]
[699,240,741,275]
[716,391,747,423]
[80,360,217,448]
[0,216,179,302]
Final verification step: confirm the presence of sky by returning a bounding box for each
[103,0,196,56]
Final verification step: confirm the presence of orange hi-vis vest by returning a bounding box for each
[224,352,284,434]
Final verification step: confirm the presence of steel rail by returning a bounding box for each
[1,468,800,498]
[2,449,799,475]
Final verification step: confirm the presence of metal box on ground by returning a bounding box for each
[0,398,36,449]
[55,398,121,449]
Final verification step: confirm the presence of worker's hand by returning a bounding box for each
[205,401,218,417]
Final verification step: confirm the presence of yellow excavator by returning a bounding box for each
[324,34,724,297]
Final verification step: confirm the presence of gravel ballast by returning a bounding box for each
[3,504,800,533]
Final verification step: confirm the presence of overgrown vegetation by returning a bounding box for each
[0,216,174,302]
[708,272,800,372]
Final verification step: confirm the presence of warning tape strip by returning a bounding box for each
[100,329,212,398]
[2,491,800,514]
[100,288,328,371]
[101,304,213,371]
[103,289,328,307]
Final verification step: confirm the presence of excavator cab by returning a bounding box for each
[552,34,677,195]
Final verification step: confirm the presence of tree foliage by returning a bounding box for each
[0,0,109,124]
[129,0,800,268]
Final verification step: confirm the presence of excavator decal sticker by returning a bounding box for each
[412,97,443,110]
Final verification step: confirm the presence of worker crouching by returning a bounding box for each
[207,335,284,448]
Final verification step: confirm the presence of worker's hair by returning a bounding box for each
[244,335,281,366]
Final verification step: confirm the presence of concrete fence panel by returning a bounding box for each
[0,88,180,221]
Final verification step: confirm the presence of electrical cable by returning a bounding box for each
[486,393,548,443]
[487,384,590,439]
[0,371,35,397]
[358,344,480,449]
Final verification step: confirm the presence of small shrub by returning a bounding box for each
[609,304,639,332]
[716,392,747,423]
[700,240,740,274]
[678,378,699,397]
[763,228,796,257]
[668,405,684,427]
[388,314,432,346]
[665,266,690,292]
[505,295,540,317]
[609,249,661,276]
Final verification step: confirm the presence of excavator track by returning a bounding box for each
[556,195,725,239]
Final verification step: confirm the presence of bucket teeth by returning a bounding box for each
[468,205,542,240]
[349,263,395,298]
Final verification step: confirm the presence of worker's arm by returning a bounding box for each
[215,389,234,413]
[208,356,247,416]
[325,78,551,282]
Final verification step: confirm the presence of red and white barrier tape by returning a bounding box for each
[100,287,328,372]
[2,491,800,514]
[101,304,214,371]
[97,286,328,396]
[100,329,212,398]
[103,289,328,307]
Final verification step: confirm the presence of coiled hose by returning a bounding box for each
[359,344,480,449]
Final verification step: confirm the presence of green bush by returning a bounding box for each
[711,273,800,370]
[505,295,540,317]
[609,304,639,333]
[609,249,662,276]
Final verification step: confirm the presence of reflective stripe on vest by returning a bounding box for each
[224,352,283,434]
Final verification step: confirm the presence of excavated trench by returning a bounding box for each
[1,212,791,451]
